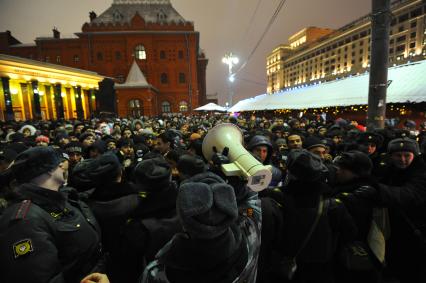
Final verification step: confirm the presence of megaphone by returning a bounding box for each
[202,123,272,192]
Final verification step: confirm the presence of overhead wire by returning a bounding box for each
[236,77,267,87]
[239,0,263,43]
[234,0,288,76]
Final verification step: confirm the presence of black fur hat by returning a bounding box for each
[11,146,61,183]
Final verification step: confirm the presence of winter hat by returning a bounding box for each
[387,138,420,156]
[117,137,134,148]
[87,140,107,154]
[79,132,96,143]
[333,150,373,177]
[177,181,238,239]
[303,136,327,150]
[64,141,83,154]
[54,132,69,145]
[133,157,171,190]
[177,154,207,177]
[35,135,50,144]
[286,149,328,181]
[404,120,417,129]
[189,133,202,141]
[19,125,37,136]
[89,153,122,185]
[70,159,100,191]
[11,146,61,183]
[356,132,384,147]
[275,138,287,146]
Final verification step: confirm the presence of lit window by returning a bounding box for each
[128,99,143,117]
[179,101,188,112]
[135,45,146,60]
[162,101,171,113]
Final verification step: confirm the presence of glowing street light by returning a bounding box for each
[222,53,239,74]
[222,52,239,107]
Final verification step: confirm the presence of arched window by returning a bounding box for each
[162,101,171,113]
[135,45,146,60]
[160,73,168,84]
[179,101,188,112]
[128,99,143,117]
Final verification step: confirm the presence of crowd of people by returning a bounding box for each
[0,113,425,283]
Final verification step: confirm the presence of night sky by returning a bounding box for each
[0,0,371,105]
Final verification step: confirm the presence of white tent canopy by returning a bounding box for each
[194,102,228,112]
[229,61,426,112]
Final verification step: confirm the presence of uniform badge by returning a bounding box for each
[13,239,33,259]
[400,142,404,148]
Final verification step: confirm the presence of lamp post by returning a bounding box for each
[222,52,239,107]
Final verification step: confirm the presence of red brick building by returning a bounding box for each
[0,0,208,117]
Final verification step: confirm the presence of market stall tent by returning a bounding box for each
[229,61,426,112]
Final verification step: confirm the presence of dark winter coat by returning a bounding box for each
[87,182,140,283]
[279,180,357,283]
[377,156,426,282]
[332,177,383,283]
[333,176,378,242]
[0,184,103,283]
[121,182,180,283]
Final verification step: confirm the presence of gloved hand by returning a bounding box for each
[352,185,379,201]
[211,146,230,166]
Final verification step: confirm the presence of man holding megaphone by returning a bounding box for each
[202,123,274,193]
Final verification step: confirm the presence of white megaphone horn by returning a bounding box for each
[202,123,272,192]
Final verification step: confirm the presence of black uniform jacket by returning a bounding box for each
[0,184,103,283]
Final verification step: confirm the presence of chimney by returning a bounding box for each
[89,11,97,22]
[52,27,60,39]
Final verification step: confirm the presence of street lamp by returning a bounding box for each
[222,52,239,107]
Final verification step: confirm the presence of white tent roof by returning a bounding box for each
[194,102,228,112]
[229,60,426,112]
[115,60,151,89]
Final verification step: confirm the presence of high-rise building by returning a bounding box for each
[0,0,208,117]
[266,0,426,94]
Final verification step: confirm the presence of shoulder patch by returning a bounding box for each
[13,200,32,220]
[13,239,33,259]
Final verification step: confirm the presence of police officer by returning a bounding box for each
[0,146,104,283]
[354,138,426,283]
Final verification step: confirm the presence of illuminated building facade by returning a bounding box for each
[267,0,426,94]
[0,54,103,121]
[0,0,208,117]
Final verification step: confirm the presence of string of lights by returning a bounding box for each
[234,0,288,77]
